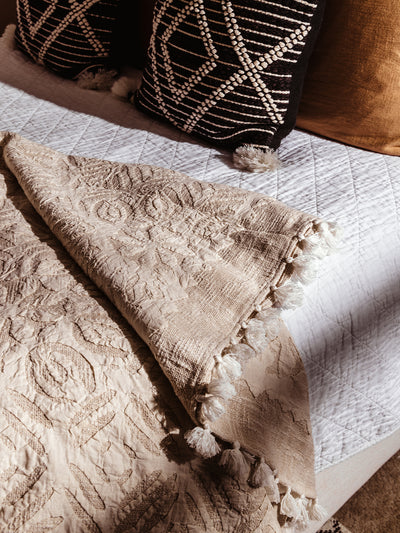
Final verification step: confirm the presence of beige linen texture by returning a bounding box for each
[4,134,317,412]
[0,132,319,530]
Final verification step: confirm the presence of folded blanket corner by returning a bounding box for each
[0,131,340,531]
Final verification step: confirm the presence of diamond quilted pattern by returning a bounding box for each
[0,31,399,473]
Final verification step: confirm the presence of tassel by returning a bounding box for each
[208,379,236,401]
[228,343,256,364]
[273,283,304,310]
[213,354,242,380]
[76,68,117,91]
[256,309,281,340]
[293,495,311,529]
[307,498,326,521]
[250,459,280,503]
[314,221,342,252]
[300,233,329,259]
[233,145,280,173]
[280,488,301,520]
[300,233,322,254]
[2,24,17,49]
[244,309,282,350]
[184,425,220,458]
[199,395,225,422]
[291,254,320,285]
[219,441,250,482]
[111,74,142,101]
[245,317,271,351]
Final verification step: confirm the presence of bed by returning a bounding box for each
[0,26,399,532]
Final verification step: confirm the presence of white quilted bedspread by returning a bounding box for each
[0,31,399,473]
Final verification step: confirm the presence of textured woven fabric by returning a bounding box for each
[1,33,400,520]
[0,134,281,531]
[0,131,332,530]
[4,133,319,425]
[15,0,120,78]
[136,0,325,151]
[297,0,400,156]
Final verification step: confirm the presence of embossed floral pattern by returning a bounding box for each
[0,133,319,531]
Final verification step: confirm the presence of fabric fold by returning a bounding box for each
[1,132,338,529]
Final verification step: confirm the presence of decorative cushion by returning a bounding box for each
[297,0,400,156]
[15,0,120,79]
[135,0,326,170]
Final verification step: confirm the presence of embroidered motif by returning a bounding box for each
[0,132,336,531]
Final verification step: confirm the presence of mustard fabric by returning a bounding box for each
[297,0,400,156]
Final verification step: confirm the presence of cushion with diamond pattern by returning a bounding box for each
[15,0,120,79]
[135,0,326,169]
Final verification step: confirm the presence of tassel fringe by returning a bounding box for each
[186,219,338,523]
[196,219,341,429]
[184,426,220,458]
[76,68,118,91]
[183,421,326,529]
[111,73,142,102]
[233,144,280,173]
[219,441,250,482]
[280,491,327,529]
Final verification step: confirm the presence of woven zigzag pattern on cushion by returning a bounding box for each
[15,0,120,78]
[136,0,325,151]
[317,518,353,533]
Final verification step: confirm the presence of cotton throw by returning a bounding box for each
[0,132,337,531]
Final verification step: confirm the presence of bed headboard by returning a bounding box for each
[0,0,16,34]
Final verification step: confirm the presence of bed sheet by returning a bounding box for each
[0,29,399,473]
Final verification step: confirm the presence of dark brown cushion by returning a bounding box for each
[15,0,120,78]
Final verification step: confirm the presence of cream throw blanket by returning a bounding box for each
[0,132,337,532]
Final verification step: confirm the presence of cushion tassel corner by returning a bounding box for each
[233,144,280,173]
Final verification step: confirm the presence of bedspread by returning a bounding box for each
[0,24,399,480]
